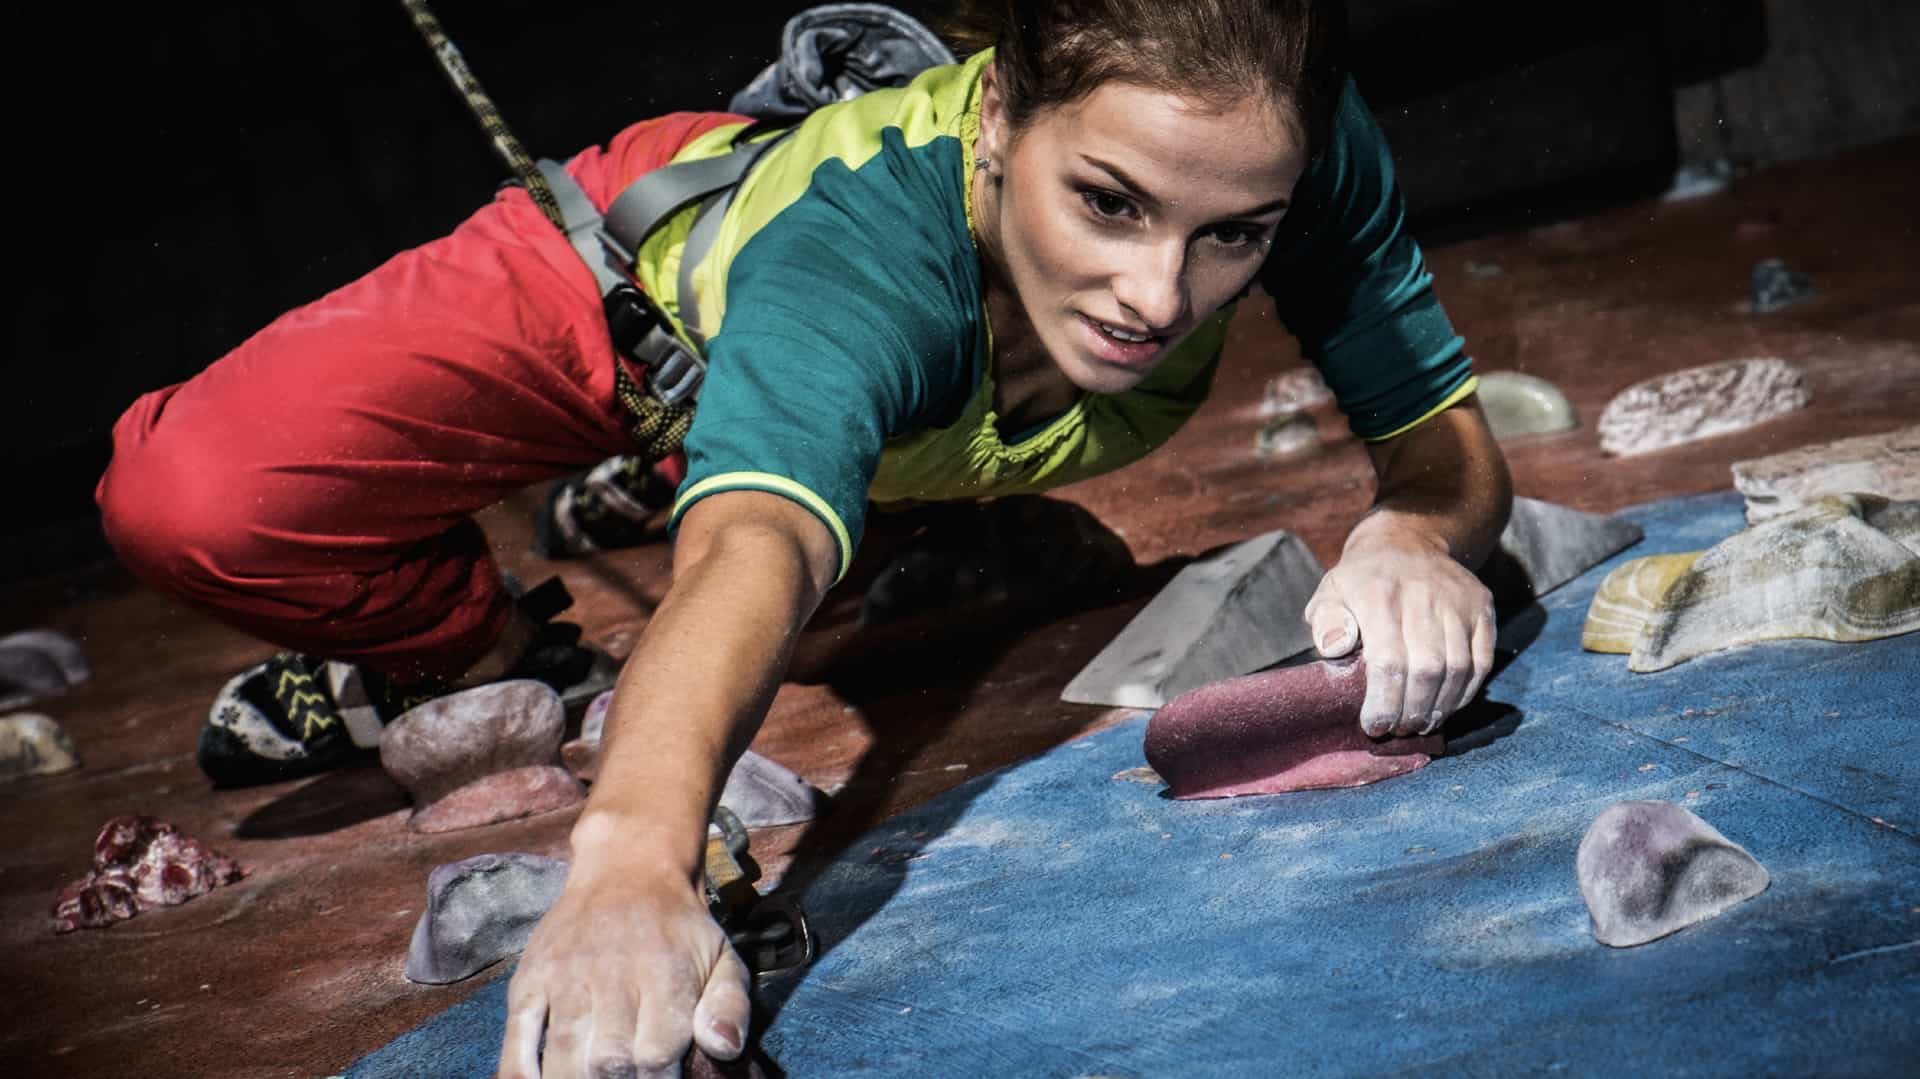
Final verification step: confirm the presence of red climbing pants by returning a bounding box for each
[95,112,742,679]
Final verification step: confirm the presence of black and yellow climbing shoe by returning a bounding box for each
[196,578,618,787]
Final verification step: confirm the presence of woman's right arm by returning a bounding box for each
[497,488,841,1079]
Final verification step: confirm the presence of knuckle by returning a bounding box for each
[630,1045,684,1073]
[543,1029,582,1058]
[591,1058,641,1079]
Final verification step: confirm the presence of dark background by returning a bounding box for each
[4,0,1917,582]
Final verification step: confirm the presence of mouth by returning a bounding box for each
[1077,313,1168,368]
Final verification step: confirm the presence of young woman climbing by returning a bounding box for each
[94,0,1510,1072]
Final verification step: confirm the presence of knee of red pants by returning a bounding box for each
[96,385,509,677]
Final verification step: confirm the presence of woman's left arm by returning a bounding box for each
[1303,394,1514,738]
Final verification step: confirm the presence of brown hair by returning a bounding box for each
[945,0,1347,153]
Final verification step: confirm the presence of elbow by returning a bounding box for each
[672,491,842,612]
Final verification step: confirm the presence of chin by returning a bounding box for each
[1058,352,1158,396]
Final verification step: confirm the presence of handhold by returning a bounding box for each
[1260,368,1333,415]
[380,680,585,833]
[1062,530,1325,709]
[1731,424,1920,524]
[0,712,81,781]
[1625,495,1920,672]
[561,690,824,827]
[719,750,825,828]
[1750,258,1814,313]
[409,765,586,835]
[1475,372,1577,440]
[51,814,246,933]
[1255,412,1319,458]
[1483,496,1644,609]
[1143,656,1443,799]
[1581,553,1702,654]
[1577,800,1769,947]
[405,852,569,984]
[1661,158,1732,202]
[1597,357,1810,457]
[0,628,91,710]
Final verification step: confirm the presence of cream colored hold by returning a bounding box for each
[1731,424,1920,524]
[1582,495,1920,671]
[1596,357,1809,457]
[1581,553,1703,655]
[1475,371,1577,440]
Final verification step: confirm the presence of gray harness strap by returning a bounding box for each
[534,129,791,404]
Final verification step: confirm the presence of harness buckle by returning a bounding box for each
[602,284,706,409]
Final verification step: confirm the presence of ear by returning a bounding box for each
[976,60,1008,165]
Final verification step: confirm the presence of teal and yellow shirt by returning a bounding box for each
[643,50,1473,581]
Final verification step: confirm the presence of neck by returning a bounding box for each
[972,162,1082,436]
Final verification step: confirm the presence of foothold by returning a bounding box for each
[580,689,613,744]
[1586,496,1920,671]
[0,712,81,781]
[1731,424,1920,524]
[1255,412,1319,458]
[1750,258,1814,313]
[381,680,585,833]
[51,814,245,933]
[405,852,569,984]
[1661,158,1732,202]
[1062,529,1325,709]
[410,766,587,835]
[1632,495,1920,671]
[1581,553,1703,654]
[561,691,824,827]
[1597,357,1810,457]
[0,628,91,711]
[1259,368,1333,415]
[1475,372,1577,440]
[1143,657,1443,799]
[560,689,615,780]
[1483,496,1644,609]
[1577,800,1769,947]
[720,750,826,828]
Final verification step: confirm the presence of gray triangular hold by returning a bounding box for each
[1061,529,1325,709]
[720,749,825,828]
[1486,496,1645,605]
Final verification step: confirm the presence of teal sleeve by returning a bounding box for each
[670,131,981,579]
[1259,76,1473,440]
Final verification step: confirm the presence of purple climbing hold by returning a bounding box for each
[380,680,584,834]
[1144,656,1443,799]
[1576,800,1770,947]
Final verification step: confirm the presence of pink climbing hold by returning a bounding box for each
[1143,656,1444,799]
[50,814,246,933]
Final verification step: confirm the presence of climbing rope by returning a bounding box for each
[399,0,564,230]
[398,0,694,462]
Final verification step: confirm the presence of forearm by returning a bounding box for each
[1351,396,1512,569]
[568,494,837,884]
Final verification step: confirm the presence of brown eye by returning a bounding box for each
[1208,224,1265,249]
[1081,190,1134,220]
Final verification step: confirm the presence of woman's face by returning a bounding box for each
[974,70,1309,396]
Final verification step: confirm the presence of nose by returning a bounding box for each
[1112,240,1190,332]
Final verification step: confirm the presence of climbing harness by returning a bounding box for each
[398,0,810,977]
[399,0,784,464]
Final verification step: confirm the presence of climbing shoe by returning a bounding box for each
[534,453,680,559]
[197,577,618,787]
